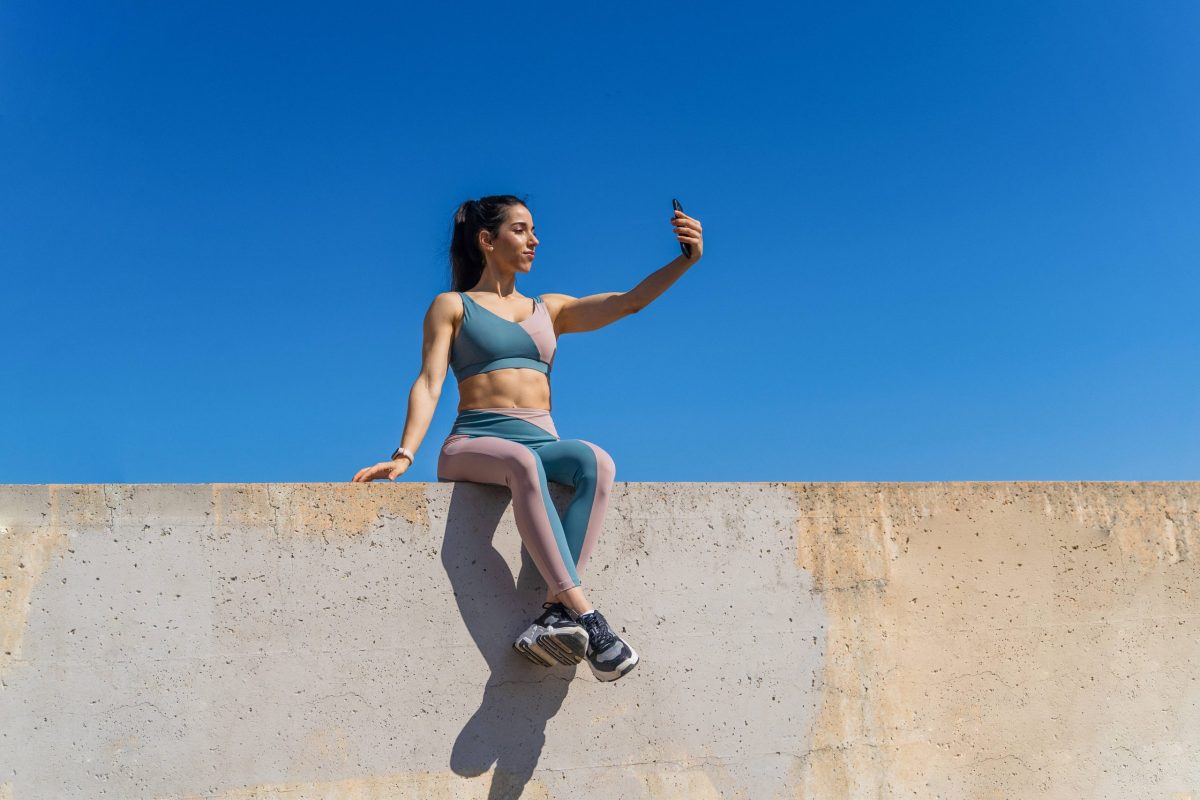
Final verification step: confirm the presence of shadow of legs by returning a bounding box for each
[440,484,578,798]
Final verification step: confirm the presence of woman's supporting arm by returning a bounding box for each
[352,293,457,482]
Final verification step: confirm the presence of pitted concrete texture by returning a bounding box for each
[0,482,1197,799]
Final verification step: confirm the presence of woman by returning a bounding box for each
[352,194,704,683]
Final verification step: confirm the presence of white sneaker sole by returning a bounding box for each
[513,623,589,666]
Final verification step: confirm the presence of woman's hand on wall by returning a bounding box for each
[352,459,412,482]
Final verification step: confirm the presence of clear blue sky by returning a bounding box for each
[2,2,1197,483]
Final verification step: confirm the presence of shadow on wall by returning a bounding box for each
[439,481,578,800]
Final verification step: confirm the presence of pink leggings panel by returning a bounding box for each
[437,434,616,594]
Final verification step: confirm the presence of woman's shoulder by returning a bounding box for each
[433,290,466,306]
[428,291,467,323]
[536,292,573,311]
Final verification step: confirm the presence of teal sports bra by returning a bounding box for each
[450,292,557,383]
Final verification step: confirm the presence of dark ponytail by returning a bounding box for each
[448,194,528,292]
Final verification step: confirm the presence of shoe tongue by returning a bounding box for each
[583,614,614,646]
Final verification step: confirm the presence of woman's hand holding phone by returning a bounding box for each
[671,198,703,262]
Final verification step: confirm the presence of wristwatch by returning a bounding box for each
[390,446,414,463]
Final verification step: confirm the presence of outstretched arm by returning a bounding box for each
[547,208,704,335]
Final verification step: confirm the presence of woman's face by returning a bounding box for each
[482,204,539,272]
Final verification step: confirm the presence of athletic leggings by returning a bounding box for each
[436,407,616,594]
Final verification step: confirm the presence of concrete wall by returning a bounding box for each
[1,482,1197,799]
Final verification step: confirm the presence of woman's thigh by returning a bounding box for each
[437,434,541,486]
[534,439,616,486]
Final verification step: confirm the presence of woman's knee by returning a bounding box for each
[578,440,616,485]
[485,444,545,493]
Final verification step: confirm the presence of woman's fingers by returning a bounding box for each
[669,211,704,259]
[352,463,387,482]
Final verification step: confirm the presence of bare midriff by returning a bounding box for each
[457,369,551,412]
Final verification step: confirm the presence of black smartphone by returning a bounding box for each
[672,198,691,258]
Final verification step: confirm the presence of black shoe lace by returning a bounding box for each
[537,602,564,624]
[582,611,617,652]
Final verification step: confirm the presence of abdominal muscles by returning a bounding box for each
[457,368,552,411]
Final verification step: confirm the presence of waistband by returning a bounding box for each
[450,407,559,440]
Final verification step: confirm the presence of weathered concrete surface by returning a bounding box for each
[0,482,1197,799]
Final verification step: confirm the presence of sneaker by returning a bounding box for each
[513,602,589,666]
[576,609,639,682]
